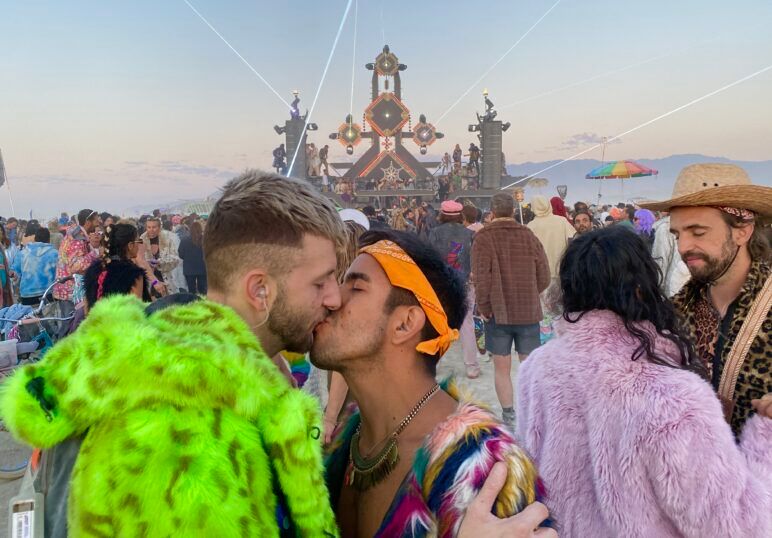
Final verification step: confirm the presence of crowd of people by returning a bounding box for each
[0,210,208,316]
[0,161,769,537]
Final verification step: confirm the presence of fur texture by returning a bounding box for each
[0,295,338,537]
[326,380,545,537]
[516,309,772,537]
[672,260,771,435]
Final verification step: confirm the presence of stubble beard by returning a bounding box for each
[687,235,736,283]
[267,292,317,354]
[309,322,385,372]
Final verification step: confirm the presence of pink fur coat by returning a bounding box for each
[516,310,771,537]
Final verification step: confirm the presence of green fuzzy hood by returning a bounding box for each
[1,295,294,446]
[0,295,339,536]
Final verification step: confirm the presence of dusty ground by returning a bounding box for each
[0,342,522,530]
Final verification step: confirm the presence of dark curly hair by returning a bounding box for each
[84,259,147,309]
[559,226,705,377]
[89,222,149,306]
[101,223,139,261]
[358,229,468,375]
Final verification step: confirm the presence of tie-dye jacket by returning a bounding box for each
[11,242,59,299]
[325,380,548,537]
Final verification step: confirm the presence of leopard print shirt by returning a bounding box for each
[672,260,771,437]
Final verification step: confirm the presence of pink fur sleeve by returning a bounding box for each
[515,352,541,454]
[645,382,772,537]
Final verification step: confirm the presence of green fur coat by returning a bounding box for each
[0,295,338,537]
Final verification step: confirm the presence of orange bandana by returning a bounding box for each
[360,240,459,357]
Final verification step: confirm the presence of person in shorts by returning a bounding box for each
[472,193,550,425]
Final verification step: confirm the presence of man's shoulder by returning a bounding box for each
[671,279,697,314]
[418,400,540,516]
[43,244,59,257]
[423,402,520,462]
[478,220,538,242]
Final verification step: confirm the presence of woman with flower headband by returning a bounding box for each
[104,223,165,297]
[71,222,159,324]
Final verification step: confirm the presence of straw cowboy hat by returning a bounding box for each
[640,163,772,221]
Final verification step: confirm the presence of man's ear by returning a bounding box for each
[390,305,427,347]
[732,222,754,248]
[243,269,273,312]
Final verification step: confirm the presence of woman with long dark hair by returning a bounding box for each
[67,223,153,332]
[178,220,207,294]
[516,226,771,537]
[101,222,162,298]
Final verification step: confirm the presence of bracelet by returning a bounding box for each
[151,280,159,287]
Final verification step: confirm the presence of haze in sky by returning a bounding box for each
[1,0,771,216]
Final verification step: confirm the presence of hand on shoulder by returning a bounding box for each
[458,462,557,538]
[751,394,772,419]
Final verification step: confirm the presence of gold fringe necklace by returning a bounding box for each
[347,383,440,492]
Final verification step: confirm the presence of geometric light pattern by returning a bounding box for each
[412,120,438,147]
[374,48,399,77]
[337,121,363,148]
[365,93,409,137]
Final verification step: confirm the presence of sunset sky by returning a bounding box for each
[1,0,771,216]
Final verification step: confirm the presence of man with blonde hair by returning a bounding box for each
[3,171,554,536]
[2,170,346,536]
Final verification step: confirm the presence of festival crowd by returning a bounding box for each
[0,162,769,537]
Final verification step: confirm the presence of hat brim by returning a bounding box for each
[639,185,772,220]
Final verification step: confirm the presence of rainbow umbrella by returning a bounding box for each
[585,160,657,202]
[585,160,658,179]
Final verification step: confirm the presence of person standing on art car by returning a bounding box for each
[272,144,287,174]
[467,143,481,175]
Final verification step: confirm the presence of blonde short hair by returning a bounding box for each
[204,170,346,291]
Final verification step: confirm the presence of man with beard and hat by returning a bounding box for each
[312,229,550,537]
[642,163,772,436]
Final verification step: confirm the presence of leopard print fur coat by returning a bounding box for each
[672,260,771,436]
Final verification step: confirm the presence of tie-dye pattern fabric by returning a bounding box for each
[325,379,547,537]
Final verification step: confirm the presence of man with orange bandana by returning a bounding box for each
[312,229,551,537]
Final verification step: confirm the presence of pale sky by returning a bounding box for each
[1,0,771,217]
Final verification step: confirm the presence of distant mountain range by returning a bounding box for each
[506,154,772,205]
[120,153,772,215]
